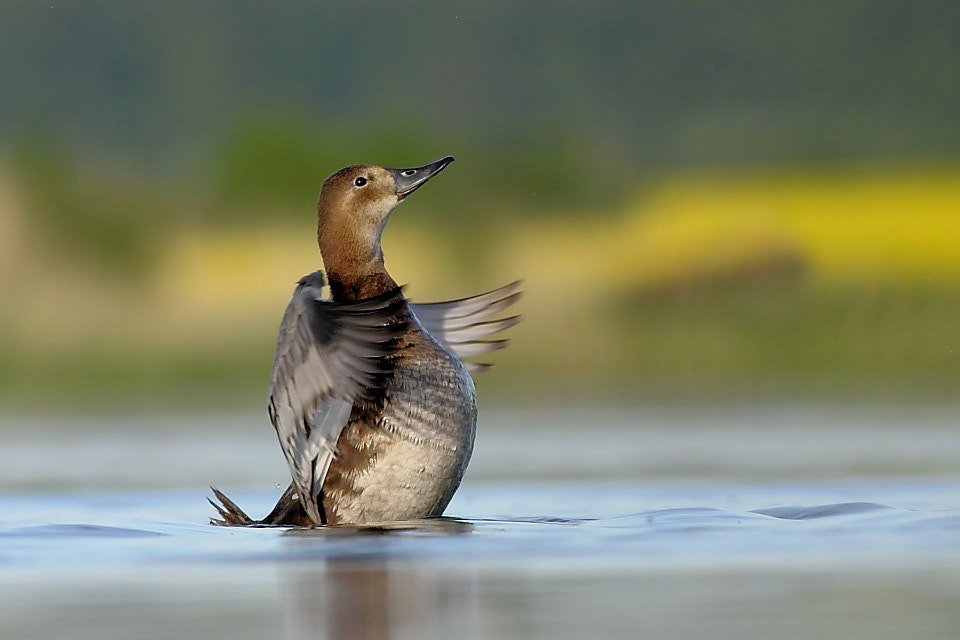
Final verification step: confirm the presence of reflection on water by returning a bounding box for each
[280,560,476,640]
[0,406,959,639]
[277,520,476,640]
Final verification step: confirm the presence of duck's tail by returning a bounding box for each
[208,486,255,525]
[208,484,315,527]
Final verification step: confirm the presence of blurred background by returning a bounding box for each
[5,8,960,640]
[2,1,959,413]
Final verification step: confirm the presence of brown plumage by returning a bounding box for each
[210,156,521,527]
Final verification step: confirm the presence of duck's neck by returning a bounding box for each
[326,266,398,301]
[318,215,399,301]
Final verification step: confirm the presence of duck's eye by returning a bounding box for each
[400,170,416,177]
[354,176,368,187]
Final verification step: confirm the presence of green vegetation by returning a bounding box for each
[1,3,958,409]
[3,150,960,409]
[3,3,960,170]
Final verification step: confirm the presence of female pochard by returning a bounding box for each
[210,156,521,526]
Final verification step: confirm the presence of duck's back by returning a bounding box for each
[320,315,477,525]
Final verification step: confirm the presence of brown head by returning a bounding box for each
[316,156,454,298]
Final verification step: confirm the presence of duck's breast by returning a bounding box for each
[322,329,477,524]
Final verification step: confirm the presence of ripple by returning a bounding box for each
[0,524,165,539]
[753,501,894,520]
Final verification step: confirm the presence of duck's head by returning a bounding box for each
[316,156,454,284]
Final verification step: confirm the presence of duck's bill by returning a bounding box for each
[389,156,455,200]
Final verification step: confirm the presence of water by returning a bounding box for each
[1,405,959,639]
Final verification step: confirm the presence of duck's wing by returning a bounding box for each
[268,271,406,525]
[409,281,523,374]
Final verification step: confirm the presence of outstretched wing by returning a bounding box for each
[268,271,406,525]
[410,281,522,373]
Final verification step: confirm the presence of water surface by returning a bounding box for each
[1,405,959,639]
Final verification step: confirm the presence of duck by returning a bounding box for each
[210,156,521,526]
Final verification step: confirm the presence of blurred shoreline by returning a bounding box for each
[3,4,960,410]
[3,160,960,410]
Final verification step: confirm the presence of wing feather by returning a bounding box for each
[410,281,522,371]
[268,271,406,525]
[410,281,521,323]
